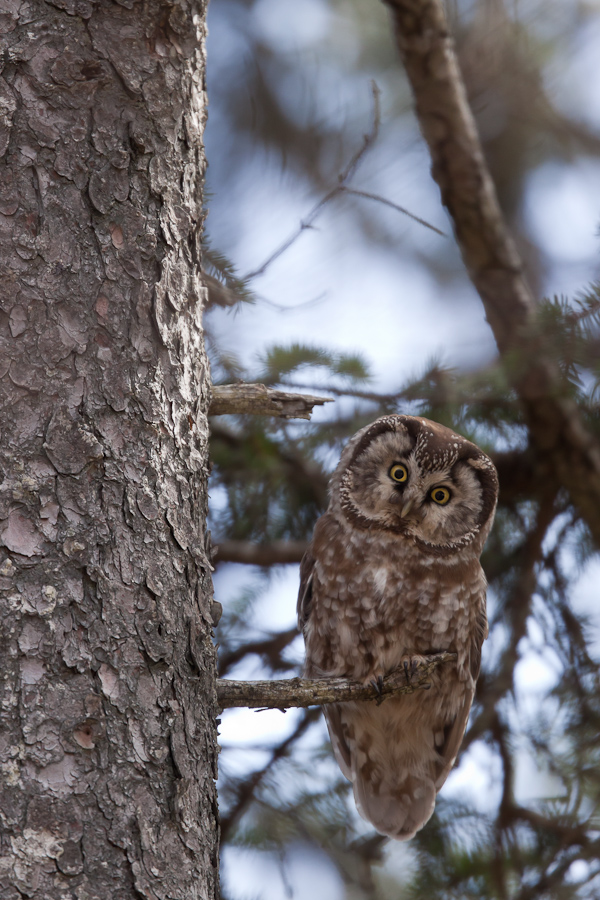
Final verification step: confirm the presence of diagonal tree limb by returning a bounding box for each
[217,651,456,710]
[384,0,600,546]
[385,0,537,349]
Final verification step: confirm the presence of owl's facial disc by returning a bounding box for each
[335,415,498,554]
[342,429,486,549]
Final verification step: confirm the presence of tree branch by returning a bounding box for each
[214,539,308,566]
[341,186,447,236]
[216,651,457,709]
[385,0,600,547]
[385,0,537,350]
[218,626,299,677]
[209,383,332,420]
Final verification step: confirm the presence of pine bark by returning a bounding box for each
[0,1,218,898]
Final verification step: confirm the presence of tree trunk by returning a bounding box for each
[0,1,218,898]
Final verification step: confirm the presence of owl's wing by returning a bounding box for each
[434,604,488,790]
[323,705,353,779]
[296,547,315,632]
[468,603,489,683]
[433,691,474,790]
[297,544,353,777]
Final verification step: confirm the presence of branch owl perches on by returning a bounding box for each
[298,415,498,841]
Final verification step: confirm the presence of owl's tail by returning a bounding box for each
[353,768,437,841]
[325,701,446,841]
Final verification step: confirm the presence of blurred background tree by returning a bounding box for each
[203,0,600,896]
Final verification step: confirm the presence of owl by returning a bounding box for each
[297,415,498,840]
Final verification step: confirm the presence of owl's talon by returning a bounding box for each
[399,655,432,688]
[371,675,384,696]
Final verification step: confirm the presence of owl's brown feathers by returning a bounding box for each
[298,415,498,840]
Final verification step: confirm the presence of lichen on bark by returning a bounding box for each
[0,1,218,898]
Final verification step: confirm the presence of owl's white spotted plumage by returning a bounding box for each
[297,415,498,840]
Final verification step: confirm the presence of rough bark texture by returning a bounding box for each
[0,2,218,899]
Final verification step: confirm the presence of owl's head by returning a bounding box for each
[331,415,498,555]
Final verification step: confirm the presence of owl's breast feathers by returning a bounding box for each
[298,510,489,840]
[300,511,488,686]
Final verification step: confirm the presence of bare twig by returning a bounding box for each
[209,383,332,420]
[243,83,381,281]
[217,651,456,709]
[385,0,600,547]
[243,82,441,283]
[341,187,446,236]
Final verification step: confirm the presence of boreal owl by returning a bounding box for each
[297,415,498,840]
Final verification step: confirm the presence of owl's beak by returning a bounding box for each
[400,498,415,518]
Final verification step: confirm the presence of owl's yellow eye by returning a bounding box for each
[430,486,451,505]
[389,464,408,484]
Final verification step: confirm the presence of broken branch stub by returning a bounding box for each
[209,383,332,420]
